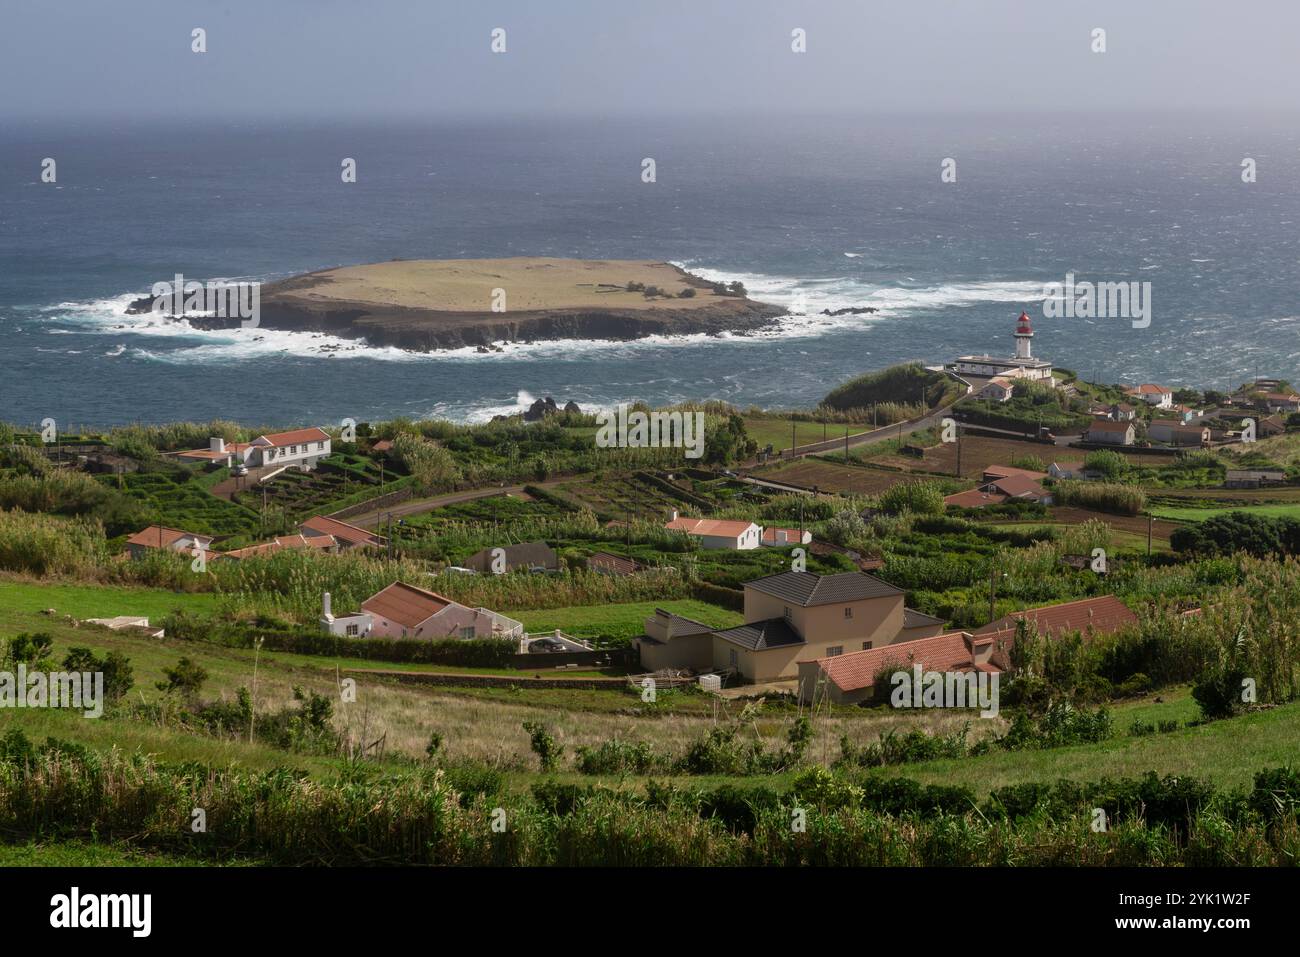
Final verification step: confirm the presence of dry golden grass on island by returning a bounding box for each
[132,257,785,351]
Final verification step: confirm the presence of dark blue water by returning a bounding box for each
[3,113,1298,428]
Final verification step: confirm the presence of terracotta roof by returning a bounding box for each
[760,527,810,545]
[944,489,1009,508]
[974,594,1137,639]
[812,630,1005,693]
[362,581,455,628]
[221,541,281,560]
[746,571,902,606]
[258,427,330,448]
[982,465,1048,482]
[126,525,212,548]
[714,617,804,651]
[1086,420,1134,433]
[300,514,386,547]
[665,517,759,538]
[588,551,644,575]
[1126,384,1170,395]
[983,474,1048,498]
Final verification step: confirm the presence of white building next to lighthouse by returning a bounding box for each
[949,311,1055,386]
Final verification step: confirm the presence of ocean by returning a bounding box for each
[3,112,1298,428]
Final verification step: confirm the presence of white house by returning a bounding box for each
[1124,384,1173,409]
[977,376,1015,402]
[176,427,332,471]
[664,513,762,550]
[1085,420,1136,446]
[351,582,524,641]
[319,592,373,638]
[125,525,214,560]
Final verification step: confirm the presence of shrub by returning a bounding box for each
[523,721,564,773]
[61,647,135,703]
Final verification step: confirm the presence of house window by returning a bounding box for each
[459,627,475,639]
[783,606,791,620]
[826,646,843,657]
[728,649,738,669]
[861,641,873,651]
[346,624,359,637]
[318,441,325,450]
[844,607,853,619]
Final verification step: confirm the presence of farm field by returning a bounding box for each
[1155,485,1300,504]
[742,416,875,453]
[1045,506,1176,546]
[753,458,909,495]
[0,577,221,619]
[1150,502,1300,522]
[108,469,260,538]
[231,453,404,520]
[505,598,742,642]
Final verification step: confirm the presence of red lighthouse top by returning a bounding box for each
[1016,311,1033,335]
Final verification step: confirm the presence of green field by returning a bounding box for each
[743,416,874,453]
[0,578,220,619]
[1150,503,1300,522]
[506,599,742,641]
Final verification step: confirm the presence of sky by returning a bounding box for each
[2,0,1297,121]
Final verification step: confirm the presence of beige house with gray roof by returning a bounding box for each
[634,570,946,683]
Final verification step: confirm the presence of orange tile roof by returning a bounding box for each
[1086,420,1134,433]
[944,489,1009,508]
[300,514,386,546]
[984,474,1048,498]
[665,517,758,538]
[125,525,211,548]
[982,465,1048,482]
[258,427,330,448]
[974,595,1137,640]
[761,527,809,544]
[362,581,454,628]
[811,630,1006,693]
[1126,383,1170,395]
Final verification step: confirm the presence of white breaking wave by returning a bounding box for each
[37,267,1045,364]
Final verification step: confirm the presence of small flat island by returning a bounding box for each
[131,258,784,351]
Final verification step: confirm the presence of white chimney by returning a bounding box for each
[670,510,678,522]
[322,591,332,619]
[210,437,225,453]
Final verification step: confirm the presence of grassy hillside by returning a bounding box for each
[820,363,953,413]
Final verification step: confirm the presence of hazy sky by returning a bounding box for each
[4,0,1297,120]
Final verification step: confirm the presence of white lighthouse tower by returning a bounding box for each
[1014,310,1034,360]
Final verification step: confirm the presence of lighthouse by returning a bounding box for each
[1014,310,1034,361]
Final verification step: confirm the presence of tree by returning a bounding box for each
[62,647,134,703]
[157,657,208,701]
[523,720,563,773]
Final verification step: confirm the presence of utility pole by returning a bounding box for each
[844,426,849,464]
[989,568,997,624]
[1147,512,1153,556]
[955,425,962,478]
